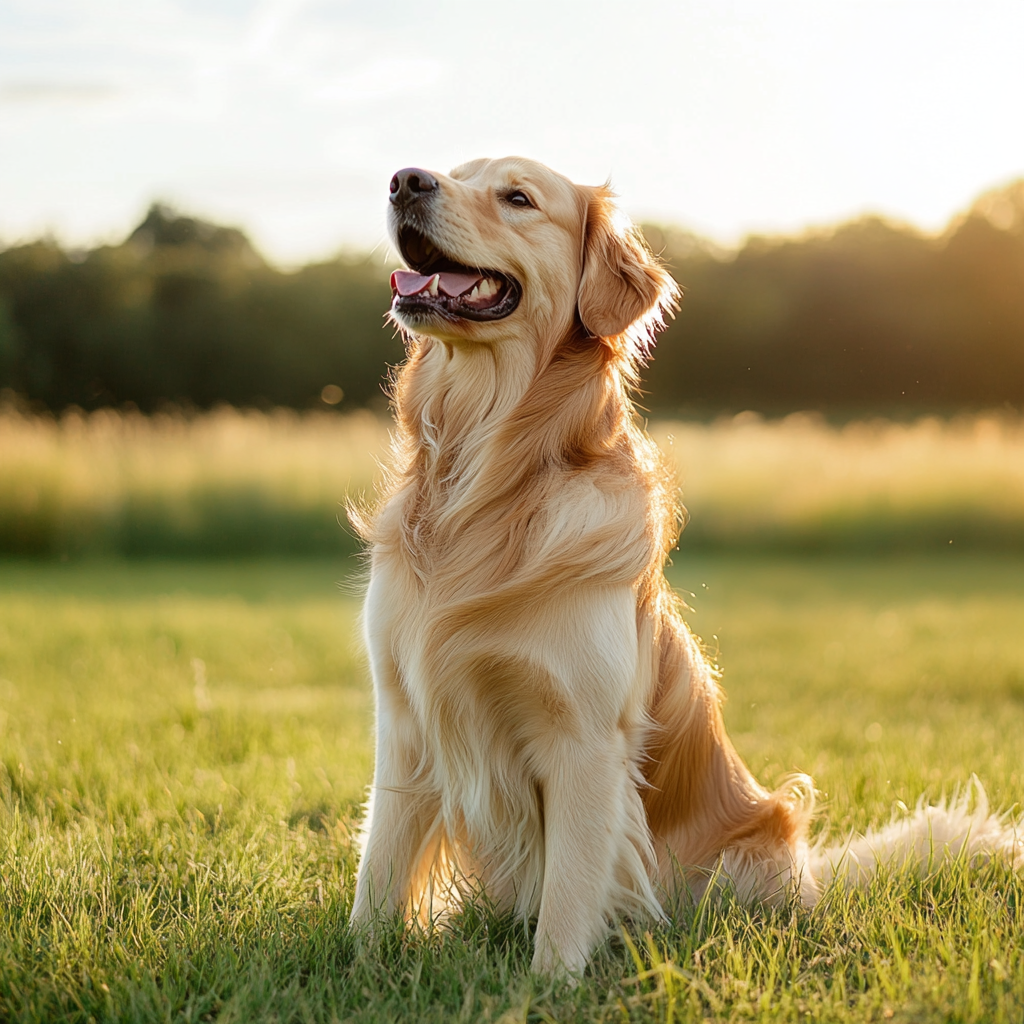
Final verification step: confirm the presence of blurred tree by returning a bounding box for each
[0,296,22,386]
[1,184,1022,415]
[0,204,402,411]
[646,179,1024,413]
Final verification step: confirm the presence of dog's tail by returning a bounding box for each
[804,777,1023,895]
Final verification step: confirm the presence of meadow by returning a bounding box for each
[4,402,1024,557]
[1,554,1023,1022]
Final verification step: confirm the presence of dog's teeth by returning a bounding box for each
[468,284,480,300]
[427,274,440,297]
[479,278,498,298]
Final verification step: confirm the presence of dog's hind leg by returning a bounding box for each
[644,616,814,904]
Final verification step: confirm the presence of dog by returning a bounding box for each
[348,157,1022,975]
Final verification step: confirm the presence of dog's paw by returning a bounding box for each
[530,941,586,982]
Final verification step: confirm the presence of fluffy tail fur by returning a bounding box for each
[806,777,1023,895]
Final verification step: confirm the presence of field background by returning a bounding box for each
[4,185,1024,416]
[2,411,1024,1021]
[4,404,1024,558]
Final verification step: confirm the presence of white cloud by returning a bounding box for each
[0,81,121,103]
[1,0,1023,260]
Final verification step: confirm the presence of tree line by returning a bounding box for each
[1,182,1022,416]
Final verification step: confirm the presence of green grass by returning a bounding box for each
[5,407,1024,557]
[1,555,1023,1022]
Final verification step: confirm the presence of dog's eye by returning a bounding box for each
[504,190,534,209]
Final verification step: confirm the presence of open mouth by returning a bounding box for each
[391,225,520,322]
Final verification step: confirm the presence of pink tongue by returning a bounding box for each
[391,269,484,298]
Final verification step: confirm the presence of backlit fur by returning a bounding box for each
[348,157,1021,975]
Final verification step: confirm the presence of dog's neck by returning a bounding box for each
[393,323,636,496]
[361,322,665,587]
[427,336,535,437]
[397,330,545,476]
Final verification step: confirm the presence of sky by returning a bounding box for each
[2,0,1023,265]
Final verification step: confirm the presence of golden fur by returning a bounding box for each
[348,157,816,973]
[349,157,1023,976]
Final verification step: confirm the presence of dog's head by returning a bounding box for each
[388,156,679,357]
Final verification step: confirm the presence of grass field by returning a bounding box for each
[1,555,1023,1022]
[4,404,1024,556]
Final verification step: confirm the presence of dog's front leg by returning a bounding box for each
[350,665,439,928]
[531,728,637,976]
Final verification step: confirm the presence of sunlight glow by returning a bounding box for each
[1,0,1022,263]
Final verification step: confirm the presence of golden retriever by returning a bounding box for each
[348,156,1021,975]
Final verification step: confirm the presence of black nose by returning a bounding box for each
[390,167,439,206]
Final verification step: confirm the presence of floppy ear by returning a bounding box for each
[577,186,680,351]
